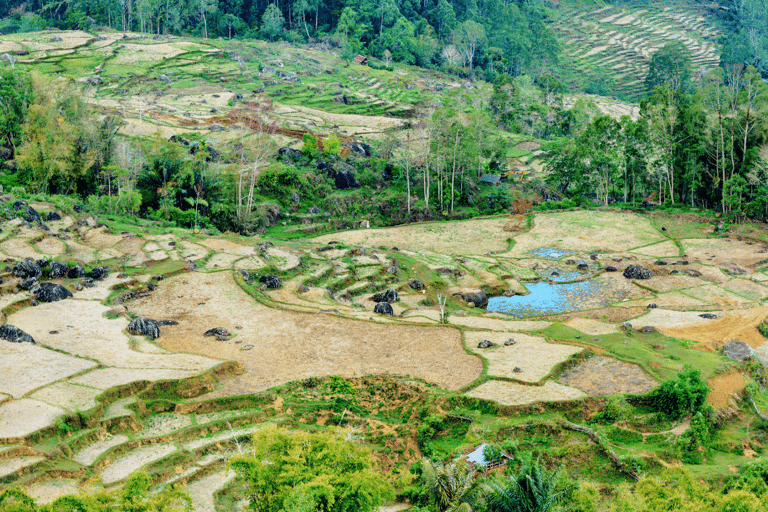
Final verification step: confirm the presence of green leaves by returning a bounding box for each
[649,366,710,420]
[230,426,388,512]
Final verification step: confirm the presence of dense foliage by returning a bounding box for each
[230,426,389,512]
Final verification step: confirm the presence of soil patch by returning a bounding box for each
[466,332,582,383]
[558,356,658,396]
[660,306,768,348]
[466,380,586,406]
[706,369,745,410]
[129,272,482,395]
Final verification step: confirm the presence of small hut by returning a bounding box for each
[353,55,368,66]
[465,443,512,470]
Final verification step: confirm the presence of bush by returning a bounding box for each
[649,366,709,420]
[593,396,634,425]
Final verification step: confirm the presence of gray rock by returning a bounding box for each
[504,338,516,346]
[157,74,172,83]
[452,290,488,308]
[408,279,425,291]
[640,326,657,334]
[623,265,652,280]
[699,313,717,319]
[0,324,34,343]
[67,266,85,279]
[605,266,618,272]
[86,75,103,86]
[239,270,250,281]
[647,303,657,309]
[36,282,73,302]
[723,340,755,362]
[89,267,108,280]
[18,277,38,290]
[278,147,303,160]
[13,260,41,280]
[74,282,83,291]
[478,340,496,348]
[49,262,68,278]
[128,317,161,339]
[204,327,228,337]
[259,275,281,289]
[371,288,398,303]
[577,263,589,271]
[373,302,393,315]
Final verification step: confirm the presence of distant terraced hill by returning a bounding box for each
[550,0,722,100]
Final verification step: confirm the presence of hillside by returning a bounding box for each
[550,0,721,100]
[0,200,767,509]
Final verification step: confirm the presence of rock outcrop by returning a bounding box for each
[0,324,34,343]
[127,317,161,339]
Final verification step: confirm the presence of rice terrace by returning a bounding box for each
[1,0,768,508]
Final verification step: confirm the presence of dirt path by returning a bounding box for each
[130,272,482,395]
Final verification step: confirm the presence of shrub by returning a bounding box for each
[649,366,709,420]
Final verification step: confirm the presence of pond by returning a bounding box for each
[529,248,573,260]
[486,280,611,317]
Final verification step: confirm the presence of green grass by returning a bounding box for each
[542,323,733,382]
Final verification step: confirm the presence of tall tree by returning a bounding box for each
[644,41,693,93]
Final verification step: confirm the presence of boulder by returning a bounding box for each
[343,142,372,157]
[157,74,172,83]
[316,159,359,189]
[26,207,41,224]
[86,75,103,86]
[12,200,27,211]
[373,302,393,316]
[0,324,34,343]
[647,303,657,309]
[13,260,41,280]
[408,279,425,291]
[18,277,38,290]
[67,265,85,279]
[723,340,755,362]
[36,282,73,302]
[36,259,50,269]
[259,275,282,289]
[683,269,703,278]
[49,262,68,278]
[699,313,717,319]
[623,265,652,280]
[639,326,657,334]
[204,327,228,337]
[504,338,516,346]
[278,147,304,160]
[604,266,618,272]
[577,263,589,271]
[89,267,108,280]
[477,340,496,349]
[239,270,250,281]
[371,288,398,303]
[127,317,161,339]
[452,289,488,308]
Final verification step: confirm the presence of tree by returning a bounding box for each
[483,453,573,512]
[230,425,388,512]
[198,0,218,38]
[644,41,693,93]
[262,3,284,41]
[0,69,32,153]
[453,21,486,70]
[419,458,476,512]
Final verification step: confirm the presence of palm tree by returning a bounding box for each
[483,453,573,512]
[420,458,477,512]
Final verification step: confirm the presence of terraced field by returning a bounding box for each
[550,0,722,100]
[6,30,491,147]
[1,199,768,507]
